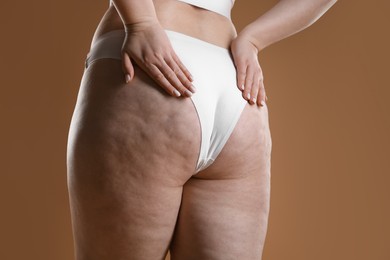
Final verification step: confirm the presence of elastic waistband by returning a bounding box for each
[90,29,230,53]
[89,29,125,50]
[164,29,230,53]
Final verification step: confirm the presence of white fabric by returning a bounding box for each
[109,0,234,20]
[85,29,247,174]
[177,0,234,19]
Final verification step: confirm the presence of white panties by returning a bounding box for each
[85,29,247,174]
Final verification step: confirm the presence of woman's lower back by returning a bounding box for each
[93,0,237,49]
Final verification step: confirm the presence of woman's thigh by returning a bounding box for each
[66,59,201,260]
[169,103,272,259]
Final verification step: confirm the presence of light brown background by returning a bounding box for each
[1,0,389,259]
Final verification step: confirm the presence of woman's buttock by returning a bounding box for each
[71,0,261,175]
[72,57,202,178]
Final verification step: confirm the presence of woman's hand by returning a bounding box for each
[231,33,268,107]
[121,20,196,98]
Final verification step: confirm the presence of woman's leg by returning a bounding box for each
[170,103,272,260]
[66,59,201,260]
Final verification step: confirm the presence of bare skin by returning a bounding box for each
[67,0,337,259]
[67,59,271,259]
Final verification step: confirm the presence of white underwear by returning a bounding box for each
[85,29,247,174]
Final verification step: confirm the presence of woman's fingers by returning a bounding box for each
[172,52,194,82]
[124,50,194,97]
[239,61,266,107]
[159,59,193,97]
[164,57,196,95]
[242,66,254,103]
[236,60,247,92]
[145,63,183,97]
[231,35,267,107]
[143,56,195,98]
[256,73,266,107]
[250,72,260,105]
[122,52,134,83]
[122,23,196,98]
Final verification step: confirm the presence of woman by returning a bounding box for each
[66,0,337,259]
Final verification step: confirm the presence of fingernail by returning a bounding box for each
[251,97,256,104]
[125,74,131,83]
[188,84,197,93]
[173,89,181,97]
[246,93,250,100]
[189,75,194,81]
[261,100,266,106]
[241,84,245,90]
[184,89,193,97]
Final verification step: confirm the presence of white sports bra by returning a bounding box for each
[109,0,234,20]
[177,0,234,20]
